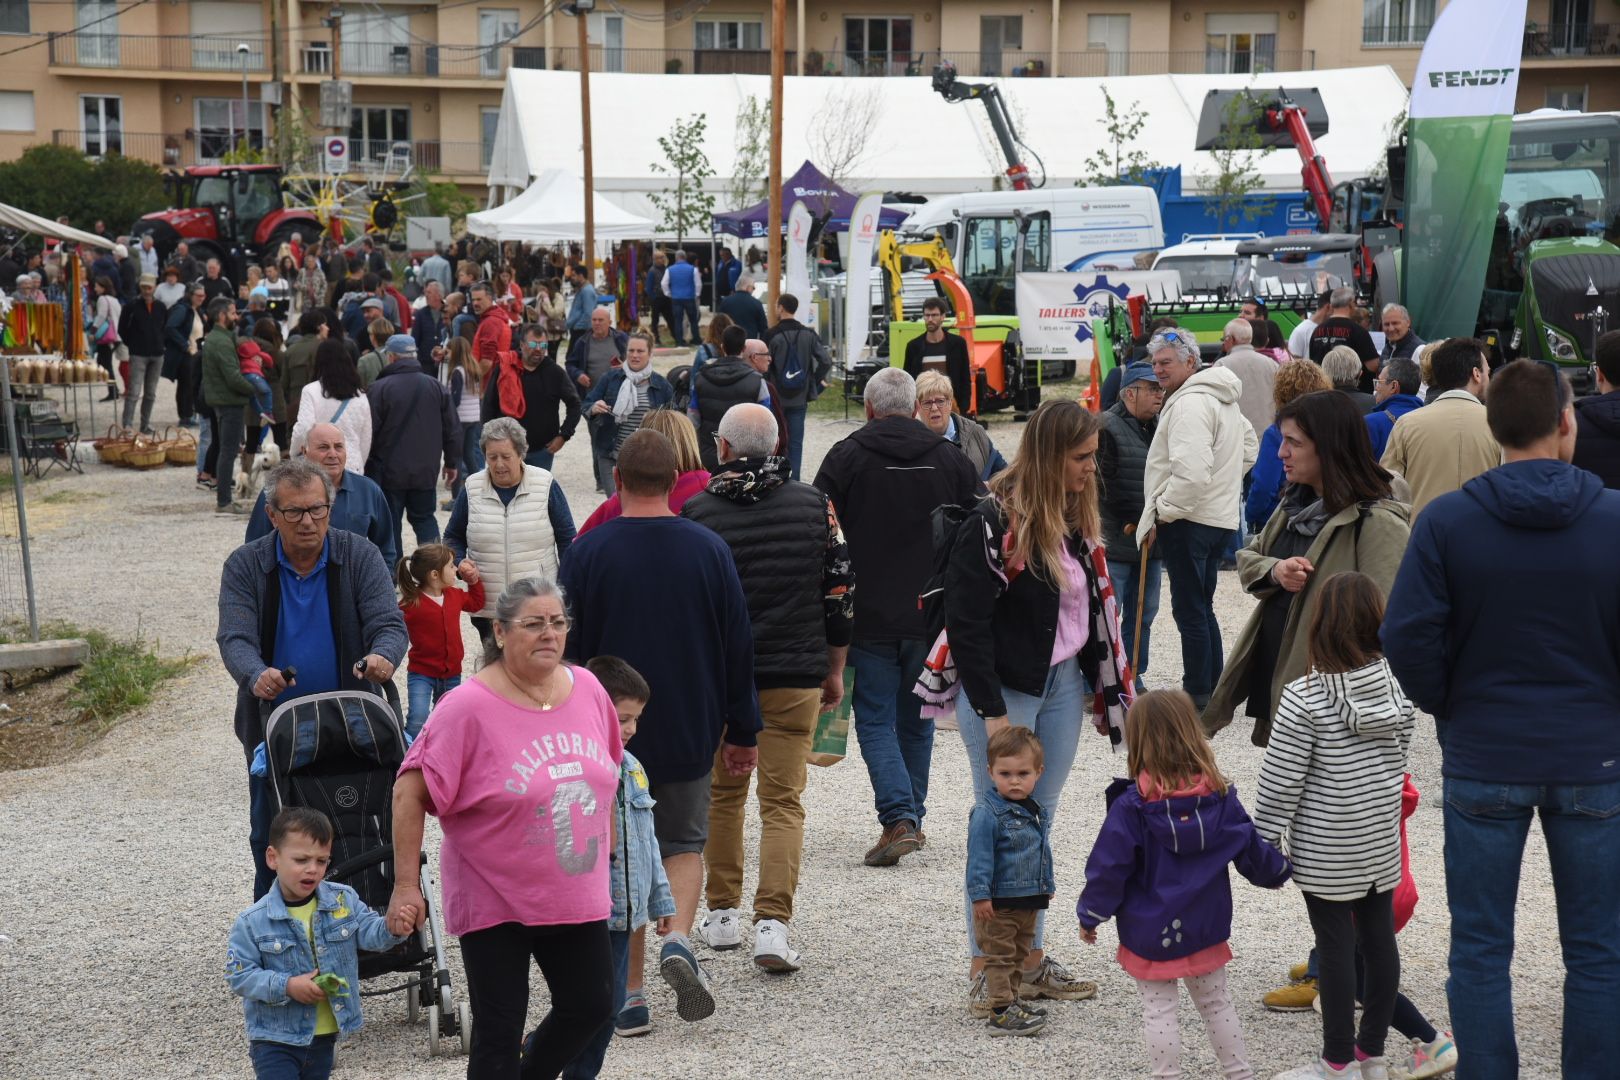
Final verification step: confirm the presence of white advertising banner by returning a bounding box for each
[784,200,816,331]
[842,192,883,369]
[1015,271,1182,364]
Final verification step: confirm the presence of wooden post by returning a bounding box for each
[578,10,595,272]
[767,0,785,313]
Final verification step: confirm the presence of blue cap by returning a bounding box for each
[1119,360,1159,387]
[384,333,417,356]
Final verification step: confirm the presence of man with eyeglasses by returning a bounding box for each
[902,296,972,415]
[1364,356,1424,461]
[218,457,407,899]
[1137,328,1257,711]
[1098,361,1165,690]
[243,422,397,571]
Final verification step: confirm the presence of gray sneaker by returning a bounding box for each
[1018,956,1098,1001]
[658,936,715,1023]
[986,1002,1046,1037]
[215,502,249,515]
[969,971,1047,1019]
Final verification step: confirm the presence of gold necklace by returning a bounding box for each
[506,664,558,711]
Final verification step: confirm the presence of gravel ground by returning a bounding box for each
[0,378,1570,1079]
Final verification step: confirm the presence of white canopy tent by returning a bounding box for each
[485,67,1411,219]
[0,202,116,250]
[465,167,657,243]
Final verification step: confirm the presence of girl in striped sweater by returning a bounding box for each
[1254,572,1415,1080]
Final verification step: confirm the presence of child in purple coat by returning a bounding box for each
[1078,690,1291,1079]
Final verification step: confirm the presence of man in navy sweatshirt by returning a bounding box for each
[1382,359,1620,1080]
[559,426,760,1028]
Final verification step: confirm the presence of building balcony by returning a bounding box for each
[1361,23,1432,47]
[48,33,270,74]
[294,40,547,81]
[52,129,487,177]
[1523,22,1620,58]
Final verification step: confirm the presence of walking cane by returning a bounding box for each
[1126,525,1152,682]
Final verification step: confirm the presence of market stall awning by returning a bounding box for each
[710,161,910,239]
[466,168,658,244]
[0,202,117,250]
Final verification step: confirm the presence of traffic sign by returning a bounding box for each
[323,136,349,174]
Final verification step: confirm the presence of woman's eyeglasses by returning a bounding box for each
[513,616,571,634]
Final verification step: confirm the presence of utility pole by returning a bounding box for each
[768,0,785,312]
[571,2,597,273]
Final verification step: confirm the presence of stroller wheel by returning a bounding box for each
[457,1001,473,1055]
[428,1000,440,1056]
[406,983,420,1024]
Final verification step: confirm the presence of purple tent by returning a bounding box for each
[710,160,909,239]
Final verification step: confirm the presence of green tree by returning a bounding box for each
[648,113,716,237]
[420,181,477,227]
[0,144,165,234]
[729,95,770,209]
[1206,91,1275,232]
[1079,88,1163,188]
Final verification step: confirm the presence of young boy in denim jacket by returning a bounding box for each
[551,656,675,1079]
[966,727,1056,1038]
[225,807,413,1079]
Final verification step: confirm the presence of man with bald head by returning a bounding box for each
[681,403,855,972]
[244,422,397,569]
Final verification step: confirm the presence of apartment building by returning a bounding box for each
[0,1,1614,188]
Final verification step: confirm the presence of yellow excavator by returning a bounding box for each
[876,230,1030,416]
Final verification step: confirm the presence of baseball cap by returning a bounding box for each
[138,273,157,287]
[1119,360,1160,387]
[384,333,417,356]
[361,296,385,311]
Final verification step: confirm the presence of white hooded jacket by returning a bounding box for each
[1137,365,1259,535]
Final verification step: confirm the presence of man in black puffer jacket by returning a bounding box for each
[813,367,978,868]
[1097,360,1164,687]
[690,325,768,472]
[681,403,854,970]
[1573,330,1620,488]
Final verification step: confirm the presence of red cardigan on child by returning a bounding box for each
[400,581,486,680]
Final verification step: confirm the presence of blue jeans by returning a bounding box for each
[1443,776,1620,1080]
[453,421,484,498]
[526,448,554,470]
[784,404,807,480]
[249,1035,335,1080]
[560,927,630,1080]
[406,672,460,740]
[1106,555,1163,689]
[244,372,274,420]
[849,638,933,829]
[672,298,700,345]
[249,769,277,900]
[1155,519,1231,704]
[956,656,1087,956]
[383,488,439,564]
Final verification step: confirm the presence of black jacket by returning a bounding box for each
[692,357,764,471]
[117,296,168,356]
[480,356,581,451]
[1098,402,1157,558]
[764,318,833,407]
[682,456,855,688]
[814,415,979,641]
[364,357,459,490]
[1574,390,1620,489]
[945,495,1112,718]
[201,274,235,304]
[717,291,769,339]
[903,331,973,415]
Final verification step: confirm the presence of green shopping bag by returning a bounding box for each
[808,667,855,767]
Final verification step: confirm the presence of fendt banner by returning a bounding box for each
[1404,0,1528,339]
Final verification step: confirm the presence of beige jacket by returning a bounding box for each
[1379,390,1500,519]
[1138,365,1260,534]
[1216,345,1280,444]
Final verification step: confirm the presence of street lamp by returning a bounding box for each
[237,42,252,154]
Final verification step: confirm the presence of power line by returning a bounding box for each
[0,0,153,60]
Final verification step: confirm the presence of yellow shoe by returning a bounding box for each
[1288,960,1311,982]
[1262,977,1318,1012]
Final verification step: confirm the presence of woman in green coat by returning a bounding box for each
[1203,390,1412,748]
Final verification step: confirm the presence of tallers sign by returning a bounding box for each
[1404,0,1528,339]
[842,193,883,370]
[1015,272,1181,365]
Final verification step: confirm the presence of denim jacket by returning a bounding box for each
[611,750,676,932]
[965,787,1056,902]
[225,880,404,1045]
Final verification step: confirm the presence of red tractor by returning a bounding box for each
[130,164,323,274]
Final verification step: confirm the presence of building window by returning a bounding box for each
[343,9,410,75]
[1546,85,1588,111]
[0,90,33,131]
[843,16,913,75]
[481,106,500,170]
[979,16,1022,77]
[695,19,762,50]
[1362,0,1434,45]
[0,0,29,35]
[80,95,121,156]
[1205,14,1277,73]
[589,12,624,73]
[479,9,518,77]
[1087,14,1131,77]
[196,97,266,161]
[189,2,265,70]
[75,0,120,66]
[349,106,411,167]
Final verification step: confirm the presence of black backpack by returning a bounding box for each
[916,499,998,644]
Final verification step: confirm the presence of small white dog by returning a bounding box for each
[235,436,283,502]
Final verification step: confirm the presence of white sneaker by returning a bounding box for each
[1272,1060,1361,1080]
[752,918,802,973]
[1359,1057,1389,1080]
[699,907,743,951]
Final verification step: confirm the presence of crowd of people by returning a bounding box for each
[208,242,1620,1080]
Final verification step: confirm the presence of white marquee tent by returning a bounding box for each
[465,167,658,243]
[485,66,1411,220]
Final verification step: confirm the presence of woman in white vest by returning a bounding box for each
[443,416,577,642]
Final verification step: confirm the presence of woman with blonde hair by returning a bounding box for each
[915,369,1008,482]
[576,407,712,535]
[942,398,1135,1012]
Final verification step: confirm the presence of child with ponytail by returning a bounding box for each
[397,543,484,739]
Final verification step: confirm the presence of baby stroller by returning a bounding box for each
[264,684,471,1056]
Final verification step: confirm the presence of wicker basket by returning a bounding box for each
[93,425,135,465]
[124,435,168,470]
[163,426,198,466]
